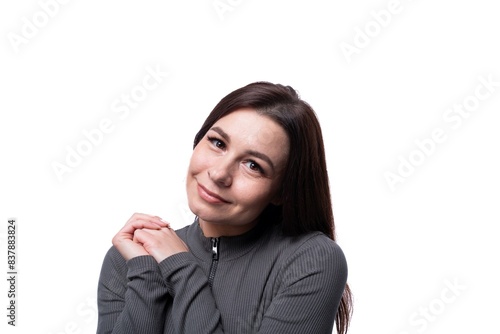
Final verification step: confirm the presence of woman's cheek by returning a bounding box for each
[239,180,269,206]
[189,147,207,174]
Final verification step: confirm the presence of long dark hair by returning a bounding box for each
[193,81,353,334]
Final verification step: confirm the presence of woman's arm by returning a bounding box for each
[158,252,225,333]
[96,247,170,334]
[133,226,225,333]
[96,213,172,334]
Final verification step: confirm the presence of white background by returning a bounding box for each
[1,0,499,333]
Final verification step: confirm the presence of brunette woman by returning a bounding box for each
[97,82,352,334]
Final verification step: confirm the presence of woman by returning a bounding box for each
[97,82,352,334]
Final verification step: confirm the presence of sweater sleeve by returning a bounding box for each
[158,252,224,333]
[96,246,170,334]
[258,236,348,334]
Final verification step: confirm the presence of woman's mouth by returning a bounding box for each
[197,184,230,204]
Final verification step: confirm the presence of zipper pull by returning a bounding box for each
[211,238,219,261]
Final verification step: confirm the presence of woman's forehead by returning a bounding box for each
[211,109,290,163]
[212,109,287,142]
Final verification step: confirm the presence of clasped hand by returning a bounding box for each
[112,213,189,263]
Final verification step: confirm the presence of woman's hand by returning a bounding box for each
[133,226,189,263]
[112,213,169,261]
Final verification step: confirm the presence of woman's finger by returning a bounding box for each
[124,213,169,229]
[112,213,171,261]
[133,227,188,263]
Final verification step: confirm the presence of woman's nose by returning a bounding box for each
[208,158,233,187]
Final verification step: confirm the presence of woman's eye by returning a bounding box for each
[245,160,264,173]
[208,137,225,149]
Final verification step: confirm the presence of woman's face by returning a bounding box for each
[186,108,290,237]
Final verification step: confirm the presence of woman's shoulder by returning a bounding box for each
[263,227,348,295]
[268,226,348,273]
[272,226,345,255]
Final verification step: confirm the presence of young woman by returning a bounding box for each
[97,82,352,334]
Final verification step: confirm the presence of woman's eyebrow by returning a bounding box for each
[210,126,230,143]
[246,149,275,172]
[209,126,276,172]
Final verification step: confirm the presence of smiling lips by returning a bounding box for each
[197,184,230,204]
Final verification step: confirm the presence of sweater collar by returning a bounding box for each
[187,218,273,262]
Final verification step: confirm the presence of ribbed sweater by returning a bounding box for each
[97,221,348,334]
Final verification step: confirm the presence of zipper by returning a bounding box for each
[208,237,219,287]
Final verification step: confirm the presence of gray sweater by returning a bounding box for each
[97,221,348,334]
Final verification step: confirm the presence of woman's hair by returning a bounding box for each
[193,81,352,334]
